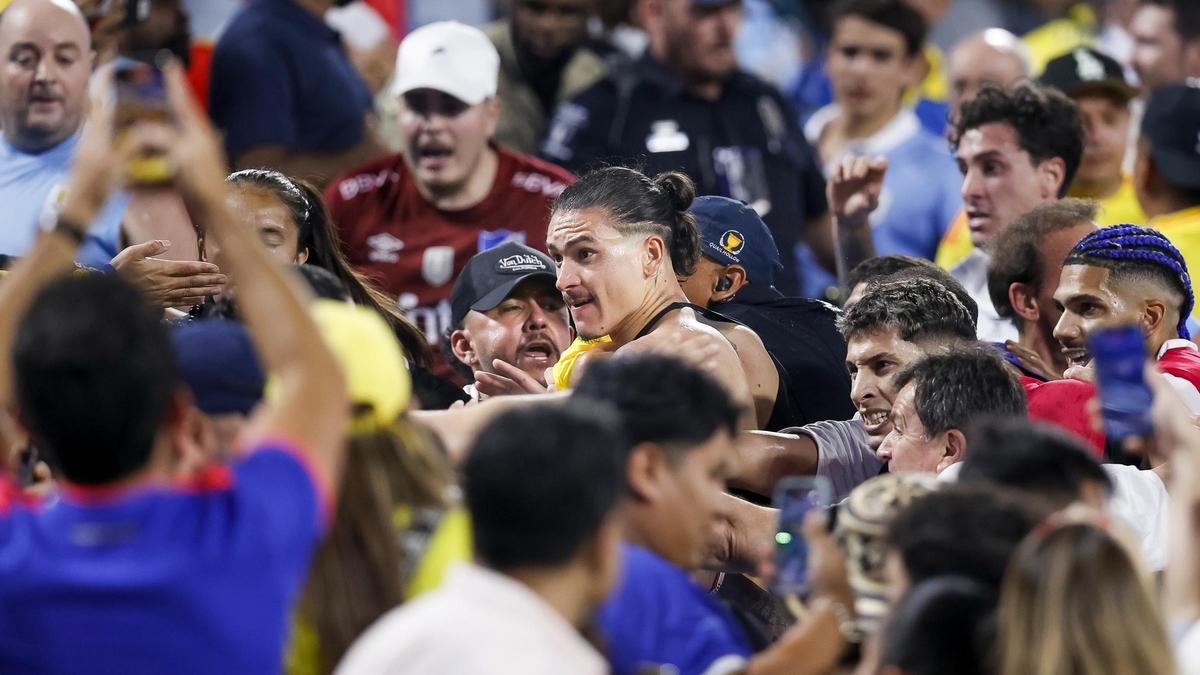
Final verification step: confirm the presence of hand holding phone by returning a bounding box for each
[771,476,833,596]
[113,55,173,185]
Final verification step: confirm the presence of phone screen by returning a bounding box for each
[1090,324,1153,441]
[771,476,832,595]
[114,57,167,128]
[113,56,172,184]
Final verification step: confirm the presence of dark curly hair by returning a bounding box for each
[951,82,1084,199]
[839,277,977,343]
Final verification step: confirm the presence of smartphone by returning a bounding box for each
[113,56,173,184]
[771,475,833,595]
[1090,324,1154,441]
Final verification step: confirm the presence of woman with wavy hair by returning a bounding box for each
[997,519,1176,675]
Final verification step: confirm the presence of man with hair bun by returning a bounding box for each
[541,0,831,296]
[547,166,780,429]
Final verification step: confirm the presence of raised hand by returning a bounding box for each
[828,154,888,226]
[473,359,552,398]
[110,239,227,308]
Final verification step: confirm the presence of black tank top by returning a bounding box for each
[633,301,798,432]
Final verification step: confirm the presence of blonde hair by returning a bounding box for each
[997,522,1175,675]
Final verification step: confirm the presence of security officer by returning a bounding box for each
[680,196,856,425]
[540,0,831,296]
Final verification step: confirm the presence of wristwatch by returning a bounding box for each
[48,214,88,246]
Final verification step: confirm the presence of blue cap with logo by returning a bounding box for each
[688,196,783,288]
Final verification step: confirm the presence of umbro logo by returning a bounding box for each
[367,233,404,264]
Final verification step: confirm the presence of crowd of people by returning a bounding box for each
[2,0,1200,673]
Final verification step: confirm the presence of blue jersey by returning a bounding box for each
[597,544,752,675]
[797,108,961,298]
[0,442,327,674]
[0,133,127,268]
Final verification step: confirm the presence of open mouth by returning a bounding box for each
[966,210,991,232]
[414,143,453,167]
[1061,346,1091,368]
[518,339,558,365]
[862,409,888,426]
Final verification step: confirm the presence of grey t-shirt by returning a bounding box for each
[782,416,883,502]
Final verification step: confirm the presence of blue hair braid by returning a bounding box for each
[1066,225,1194,339]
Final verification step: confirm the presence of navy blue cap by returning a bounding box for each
[171,319,265,416]
[450,241,557,328]
[1142,83,1200,191]
[688,196,783,287]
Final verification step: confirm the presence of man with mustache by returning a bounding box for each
[446,242,572,401]
[540,0,832,297]
[326,21,575,380]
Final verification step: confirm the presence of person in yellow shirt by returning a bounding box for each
[1135,83,1200,326]
[1023,2,1098,74]
[1039,47,1146,226]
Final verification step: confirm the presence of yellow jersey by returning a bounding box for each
[1023,3,1098,74]
[551,335,614,391]
[1151,206,1200,292]
[1071,175,1146,227]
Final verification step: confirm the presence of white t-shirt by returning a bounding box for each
[938,462,1167,570]
[336,563,607,675]
[1178,621,1200,675]
[1103,463,1169,571]
[949,248,1019,344]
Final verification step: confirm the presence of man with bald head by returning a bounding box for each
[945,28,1030,128]
[0,0,122,267]
[0,0,221,307]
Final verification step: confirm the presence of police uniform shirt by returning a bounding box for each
[541,54,827,296]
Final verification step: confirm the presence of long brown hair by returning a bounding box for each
[997,521,1175,675]
[297,419,455,673]
[225,169,431,365]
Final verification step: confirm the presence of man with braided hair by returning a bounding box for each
[1054,224,1200,412]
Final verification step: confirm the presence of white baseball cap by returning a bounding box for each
[390,21,500,105]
